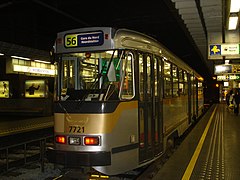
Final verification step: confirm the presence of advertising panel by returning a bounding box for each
[0,81,9,98]
[25,80,45,98]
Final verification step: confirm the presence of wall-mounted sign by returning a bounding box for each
[209,44,221,56]
[223,82,229,87]
[217,75,228,81]
[25,80,45,98]
[229,74,240,80]
[232,64,240,73]
[13,65,55,75]
[214,64,232,74]
[217,74,240,81]
[209,43,240,59]
[221,44,239,55]
[0,81,9,98]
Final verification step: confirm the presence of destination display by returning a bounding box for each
[64,31,104,48]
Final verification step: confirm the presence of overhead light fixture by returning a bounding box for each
[228,13,239,30]
[230,0,240,13]
[11,55,31,60]
[34,59,50,64]
[0,53,4,56]
[225,59,230,64]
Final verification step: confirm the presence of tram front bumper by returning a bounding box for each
[47,147,111,167]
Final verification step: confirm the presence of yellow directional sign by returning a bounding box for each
[209,43,240,59]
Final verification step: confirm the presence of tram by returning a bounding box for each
[47,27,205,175]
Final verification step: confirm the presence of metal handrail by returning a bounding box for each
[0,136,53,173]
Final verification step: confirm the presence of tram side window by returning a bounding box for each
[198,82,203,96]
[138,53,145,148]
[154,56,159,97]
[191,75,195,97]
[172,65,179,97]
[139,54,144,101]
[163,61,172,98]
[147,56,151,96]
[184,71,188,95]
[179,69,184,96]
[120,52,134,100]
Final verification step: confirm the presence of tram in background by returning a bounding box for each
[47,27,205,175]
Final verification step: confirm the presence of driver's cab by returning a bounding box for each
[56,50,135,102]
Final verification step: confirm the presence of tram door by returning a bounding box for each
[59,57,79,90]
[139,53,163,163]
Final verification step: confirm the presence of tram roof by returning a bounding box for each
[56,27,202,78]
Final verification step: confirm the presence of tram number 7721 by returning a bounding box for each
[69,125,85,133]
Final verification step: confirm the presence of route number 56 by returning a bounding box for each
[65,34,78,47]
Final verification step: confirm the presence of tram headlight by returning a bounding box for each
[69,137,81,145]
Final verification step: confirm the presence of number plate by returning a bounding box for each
[65,34,78,47]
[69,126,85,133]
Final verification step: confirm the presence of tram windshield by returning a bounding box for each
[57,50,134,101]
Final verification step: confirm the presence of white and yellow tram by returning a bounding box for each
[47,27,204,175]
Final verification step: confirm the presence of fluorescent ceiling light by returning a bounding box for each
[11,55,31,60]
[34,60,50,64]
[228,15,238,30]
[0,53,4,56]
[230,0,240,13]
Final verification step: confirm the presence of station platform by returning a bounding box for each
[0,115,53,137]
[153,103,240,180]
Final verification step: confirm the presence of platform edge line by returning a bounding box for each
[181,105,217,180]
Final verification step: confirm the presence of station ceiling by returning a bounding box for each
[0,0,235,81]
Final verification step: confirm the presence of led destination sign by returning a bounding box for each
[64,31,104,48]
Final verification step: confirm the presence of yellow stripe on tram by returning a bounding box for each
[181,105,217,180]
